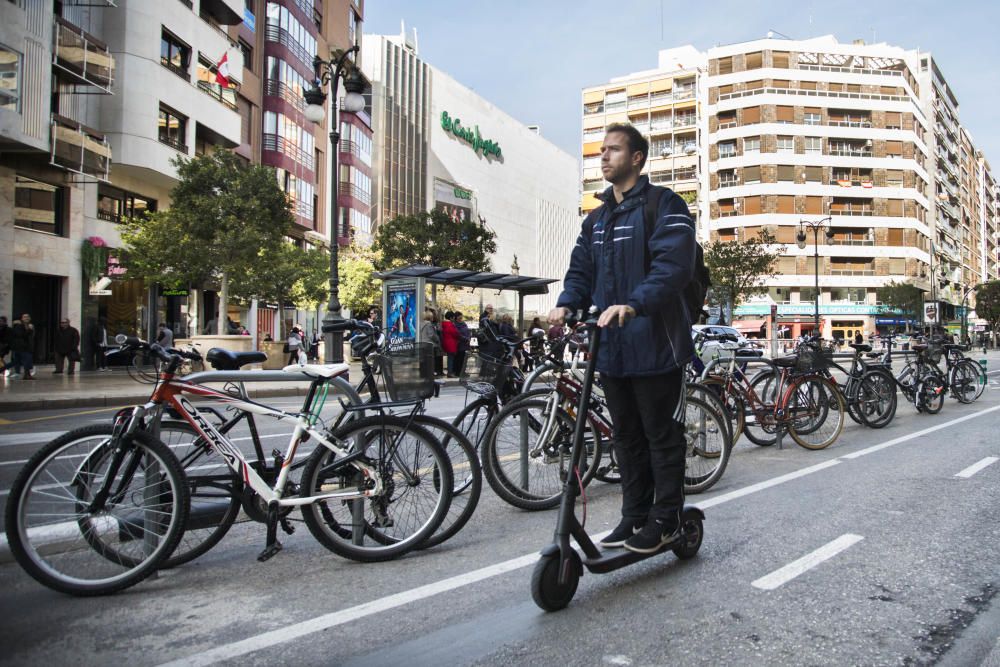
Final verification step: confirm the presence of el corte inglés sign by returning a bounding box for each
[440,111,502,158]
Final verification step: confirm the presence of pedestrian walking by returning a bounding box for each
[156,322,174,349]
[431,309,445,376]
[88,317,110,371]
[53,318,81,375]
[0,316,10,376]
[8,314,37,379]
[549,122,696,554]
[286,327,304,365]
[477,304,503,361]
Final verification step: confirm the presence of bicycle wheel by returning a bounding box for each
[688,380,736,446]
[743,371,778,447]
[451,398,498,453]
[964,359,987,401]
[683,395,731,494]
[950,361,979,404]
[300,416,452,562]
[156,421,242,568]
[917,375,946,414]
[5,425,188,596]
[698,376,746,443]
[841,375,865,426]
[482,397,601,511]
[856,369,897,429]
[411,415,483,549]
[786,376,846,450]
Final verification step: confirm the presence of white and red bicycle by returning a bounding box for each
[4,337,453,596]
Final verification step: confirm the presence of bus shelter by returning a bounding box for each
[375,264,558,340]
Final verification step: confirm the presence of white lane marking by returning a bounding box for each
[155,553,540,667]
[840,404,1000,459]
[751,534,864,591]
[694,459,841,510]
[0,432,65,447]
[955,457,999,478]
[153,399,1000,666]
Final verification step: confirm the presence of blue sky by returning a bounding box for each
[364,0,1000,167]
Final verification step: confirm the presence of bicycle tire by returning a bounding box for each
[856,368,897,429]
[688,379,737,445]
[156,421,242,568]
[410,415,483,550]
[481,397,601,511]
[965,359,987,401]
[300,415,453,562]
[683,395,731,494]
[950,360,979,404]
[917,375,946,414]
[743,371,778,447]
[5,425,188,596]
[451,398,498,453]
[840,374,865,426]
[787,376,846,450]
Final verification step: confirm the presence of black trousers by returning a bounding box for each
[601,369,686,524]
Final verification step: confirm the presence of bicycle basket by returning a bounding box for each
[922,344,944,365]
[370,342,435,401]
[460,354,511,397]
[794,344,832,373]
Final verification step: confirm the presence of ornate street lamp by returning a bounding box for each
[303,46,366,363]
[796,217,834,334]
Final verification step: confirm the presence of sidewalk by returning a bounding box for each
[0,362,378,413]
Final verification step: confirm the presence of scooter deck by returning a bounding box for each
[583,539,682,573]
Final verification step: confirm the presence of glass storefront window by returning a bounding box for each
[0,43,21,112]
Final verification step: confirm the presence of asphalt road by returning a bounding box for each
[1,382,999,666]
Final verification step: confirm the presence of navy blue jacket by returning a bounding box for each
[556,176,696,377]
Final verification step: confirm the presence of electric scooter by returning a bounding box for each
[531,307,706,611]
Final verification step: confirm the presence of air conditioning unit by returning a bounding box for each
[684,144,697,155]
[660,147,673,157]
[865,139,873,147]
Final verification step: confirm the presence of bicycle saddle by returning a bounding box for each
[206,348,268,370]
[282,362,350,378]
[848,343,872,352]
[911,343,928,352]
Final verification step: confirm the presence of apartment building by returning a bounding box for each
[583,35,1000,340]
[580,46,706,225]
[363,27,579,316]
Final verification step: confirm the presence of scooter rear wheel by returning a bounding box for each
[672,514,704,560]
[531,551,581,611]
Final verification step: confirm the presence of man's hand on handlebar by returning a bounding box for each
[547,307,571,326]
[597,305,635,328]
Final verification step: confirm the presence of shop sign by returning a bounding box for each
[923,301,939,324]
[440,111,502,158]
[89,288,112,296]
[107,254,127,277]
[162,288,189,297]
[244,8,255,32]
[736,303,881,316]
[453,187,473,200]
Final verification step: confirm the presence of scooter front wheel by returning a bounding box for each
[531,550,581,611]
[672,513,705,560]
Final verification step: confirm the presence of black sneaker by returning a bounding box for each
[599,517,645,549]
[624,517,681,554]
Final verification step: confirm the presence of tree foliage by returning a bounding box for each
[373,209,497,272]
[338,243,381,315]
[876,281,924,331]
[703,229,784,309]
[121,151,294,312]
[974,281,1000,337]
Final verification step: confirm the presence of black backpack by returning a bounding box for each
[584,185,711,322]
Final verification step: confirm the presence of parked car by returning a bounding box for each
[692,324,762,365]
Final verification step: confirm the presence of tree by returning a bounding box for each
[876,281,924,332]
[703,229,784,323]
[338,243,381,315]
[974,281,1000,345]
[121,151,293,334]
[373,209,497,272]
[234,242,330,338]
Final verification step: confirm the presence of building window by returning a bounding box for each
[0,43,21,112]
[717,56,733,75]
[14,176,65,236]
[158,104,188,152]
[805,136,822,154]
[803,110,821,125]
[238,96,252,145]
[160,29,190,79]
[718,140,736,158]
[777,165,796,182]
[265,2,317,69]
[776,135,794,153]
[196,55,237,110]
[745,51,763,70]
[97,184,157,223]
[238,39,253,73]
[743,136,760,154]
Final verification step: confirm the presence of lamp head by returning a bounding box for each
[342,69,366,113]
[795,229,807,249]
[303,83,326,124]
[825,227,835,240]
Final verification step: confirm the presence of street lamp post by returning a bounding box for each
[303,46,366,364]
[961,283,982,345]
[796,217,834,335]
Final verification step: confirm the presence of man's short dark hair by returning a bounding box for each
[605,123,648,170]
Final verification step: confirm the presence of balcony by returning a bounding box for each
[53,17,114,92]
[828,120,872,128]
[830,269,876,276]
[265,24,312,68]
[830,206,874,217]
[719,177,739,188]
[50,114,110,181]
[339,181,370,207]
[263,133,314,171]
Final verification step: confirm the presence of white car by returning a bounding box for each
[691,324,761,365]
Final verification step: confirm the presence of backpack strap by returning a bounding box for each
[642,185,666,274]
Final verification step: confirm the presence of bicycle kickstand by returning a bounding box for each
[258,501,283,562]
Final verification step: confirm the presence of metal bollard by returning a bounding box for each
[979,358,988,391]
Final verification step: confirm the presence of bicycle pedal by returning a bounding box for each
[280,518,296,535]
[257,541,283,562]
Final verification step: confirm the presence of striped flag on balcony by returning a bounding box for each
[215,52,231,88]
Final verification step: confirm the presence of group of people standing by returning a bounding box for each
[420,308,472,378]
